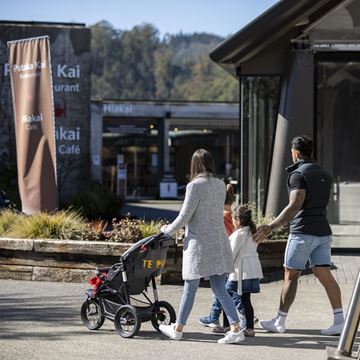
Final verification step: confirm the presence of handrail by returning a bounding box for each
[327,270,360,359]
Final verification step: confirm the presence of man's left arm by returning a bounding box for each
[253,189,306,242]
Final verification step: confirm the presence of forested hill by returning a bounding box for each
[90,21,239,102]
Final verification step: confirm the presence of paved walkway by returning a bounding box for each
[0,254,359,360]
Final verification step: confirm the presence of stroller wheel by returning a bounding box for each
[114,305,141,338]
[81,299,105,330]
[151,301,176,332]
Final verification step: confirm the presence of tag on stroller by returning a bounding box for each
[143,259,166,269]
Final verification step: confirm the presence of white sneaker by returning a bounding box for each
[159,324,183,340]
[218,330,245,344]
[321,322,344,336]
[259,318,286,334]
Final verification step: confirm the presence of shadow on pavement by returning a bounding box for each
[126,330,342,350]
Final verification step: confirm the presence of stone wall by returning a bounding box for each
[0,238,131,282]
[0,238,287,284]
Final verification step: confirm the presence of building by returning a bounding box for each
[210,0,360,246]
[91,100,239,199]
[0,21,240,203]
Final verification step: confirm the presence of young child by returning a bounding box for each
[223,184,235,236]
[199,205,263,336]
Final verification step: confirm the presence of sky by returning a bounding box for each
[1,0,279,38]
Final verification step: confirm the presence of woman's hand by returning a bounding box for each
[160,224,168,233]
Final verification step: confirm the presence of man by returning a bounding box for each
[254,135,344,336]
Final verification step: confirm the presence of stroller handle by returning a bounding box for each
[143,232,174,249]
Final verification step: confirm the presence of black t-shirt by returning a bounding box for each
[287,163,332,236]
[288,172,306,191]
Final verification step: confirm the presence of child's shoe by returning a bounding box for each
[243,328,255,337]
[198,316,220,328]
[211,326,230,335]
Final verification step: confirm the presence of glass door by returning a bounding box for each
[317,56,360,248]
[102,117,158,199]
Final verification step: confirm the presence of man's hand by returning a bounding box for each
[253,224,272,243]
[160,224,168,233]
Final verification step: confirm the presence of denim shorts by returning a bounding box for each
[284,233,332,270]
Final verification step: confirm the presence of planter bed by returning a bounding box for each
[0,238,287,284]
[0,238,131,283]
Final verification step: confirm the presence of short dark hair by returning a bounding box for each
[190,149,216,181]
[291,135,313,158]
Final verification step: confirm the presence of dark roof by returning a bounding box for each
[209,0,345,76]
[0,20,86,28]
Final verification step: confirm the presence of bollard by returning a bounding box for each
[326,270,360,359]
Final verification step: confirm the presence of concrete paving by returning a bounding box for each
[0,254,359,360]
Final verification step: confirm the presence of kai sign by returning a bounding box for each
[55,126,81,155]
[56,64,80,78]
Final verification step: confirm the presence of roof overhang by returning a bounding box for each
[209,0,346,77]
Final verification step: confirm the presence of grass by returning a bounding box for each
[0,211,169,243]
[138,219,164,238]
[3,210,88,240]
[0,209,22,236]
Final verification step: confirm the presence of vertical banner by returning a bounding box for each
[8,36,57,214]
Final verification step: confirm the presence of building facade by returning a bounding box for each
[210,0,360,247]
[91,100,239,199]
[0,22,240,204]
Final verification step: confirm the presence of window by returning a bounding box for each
[241,76,280,211]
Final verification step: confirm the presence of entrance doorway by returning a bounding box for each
[102,117,159,199]
[316,55,360,248]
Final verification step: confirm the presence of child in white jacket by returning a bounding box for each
[199,205,263,337]
[228,205,263,336]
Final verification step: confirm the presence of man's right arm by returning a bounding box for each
[253,189,306,242]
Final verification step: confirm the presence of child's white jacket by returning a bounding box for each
[228,226,263,294]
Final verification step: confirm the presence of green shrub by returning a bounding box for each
[0,158,21,209]
[4,210,90,240]
[63,184,124,220]
[0,210,22,236]
[247,202,289,239]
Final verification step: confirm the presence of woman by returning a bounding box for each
[159,149,244,344]
[198,184,240,331]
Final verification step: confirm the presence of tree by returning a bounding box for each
[90,21,239,102]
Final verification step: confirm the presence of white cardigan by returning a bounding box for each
[228,227,263,294]
[164,175,234,280]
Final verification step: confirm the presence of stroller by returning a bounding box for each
[81,233,176,338]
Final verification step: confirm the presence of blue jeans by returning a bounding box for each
[209,280,246,328]
[177,274,240,326]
